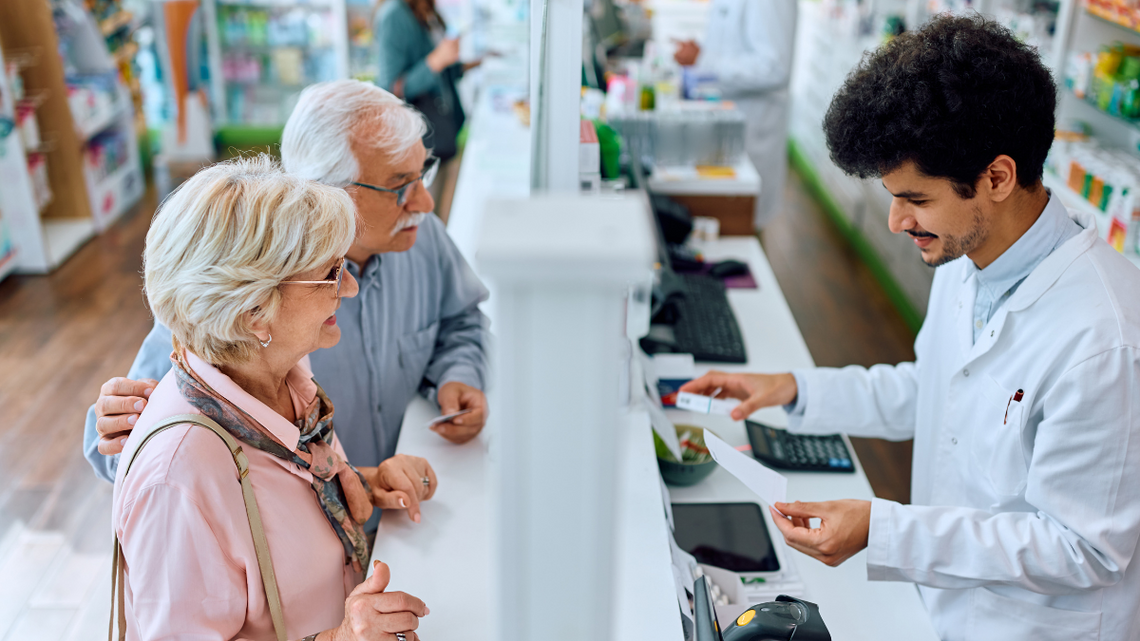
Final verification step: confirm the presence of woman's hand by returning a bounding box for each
[679,371,798,421]
[358,455,438,523]
[320,561,428,641]
[426,37,460,72]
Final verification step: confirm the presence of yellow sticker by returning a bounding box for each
[736,609,756,627]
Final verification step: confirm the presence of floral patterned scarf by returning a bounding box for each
[172,351,374,571]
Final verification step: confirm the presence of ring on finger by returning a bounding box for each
[421,476,430,489]
[396,633,407,641]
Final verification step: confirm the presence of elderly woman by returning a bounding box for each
[112,156,431,641]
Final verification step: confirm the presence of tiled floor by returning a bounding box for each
[0,163,917,639]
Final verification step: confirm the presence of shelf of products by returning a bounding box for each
[205,0,348,126]
[345,0,377,81]
[1086,0,1140,33]
[0,0,142,273]
[1045,131,1140,266]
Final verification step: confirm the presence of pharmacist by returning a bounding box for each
[672,0,796,228]
[682,16,1140,641]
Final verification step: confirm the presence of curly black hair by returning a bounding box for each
[823,14,1056,198]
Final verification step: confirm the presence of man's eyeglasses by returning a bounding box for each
[280,257,347,297]
[351,156,440,206]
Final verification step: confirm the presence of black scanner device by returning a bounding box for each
[694,576,831,641]
[722,596,832,641]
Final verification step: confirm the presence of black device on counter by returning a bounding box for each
[642,272,748,363]
[745,421,854,473]
[632,154,747,364]
[721,595,833,641]
[671,502,780,573]
[694,575,832,641]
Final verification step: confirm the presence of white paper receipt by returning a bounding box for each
[704,431,788,509]
[675,391,740,416]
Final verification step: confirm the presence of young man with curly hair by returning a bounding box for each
[682,15,1140,640]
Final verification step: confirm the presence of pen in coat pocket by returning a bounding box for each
[1004,388,1025,425]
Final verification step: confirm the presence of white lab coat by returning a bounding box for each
[696,0,797,229]
[789,198,1140,641]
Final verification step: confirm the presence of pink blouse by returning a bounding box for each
[112,351,363,640]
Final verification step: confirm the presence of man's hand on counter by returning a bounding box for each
[433,381,487,444]
[680,371,798,421]
[769,499,871,568]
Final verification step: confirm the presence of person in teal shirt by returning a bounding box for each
[375,0,479,167]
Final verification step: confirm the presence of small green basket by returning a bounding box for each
[655,424,718,487]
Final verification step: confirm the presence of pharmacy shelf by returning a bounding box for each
[88,159,144,230]
[1043,171,1140,269]
[42,218,95,268]
[646,159,761,196]
[0,249,18,283]
[1085,4,1140,35]
[217,0,337,7]
[76,100,129,141]
[1065,87,1140,133]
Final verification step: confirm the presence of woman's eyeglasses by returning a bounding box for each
[351,156,440,206]
[280,257,347,297]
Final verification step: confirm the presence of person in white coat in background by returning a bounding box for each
[673,0,797,229]
[683,16,1140,641]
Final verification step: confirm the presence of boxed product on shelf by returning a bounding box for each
[1047,132,1140,252]
[15,101,40,149]
[1066,43,1140,119]
[27,152,51,210]
[67,72,123,133]
[5,62,23,101]
[86,128,130,182]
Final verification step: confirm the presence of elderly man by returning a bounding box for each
[83,80,489,522]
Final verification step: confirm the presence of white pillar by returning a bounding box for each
[529,0,584,192]
[478,194,655,641]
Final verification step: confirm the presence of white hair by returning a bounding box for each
[281,80,428,187]
[144,155,356,366]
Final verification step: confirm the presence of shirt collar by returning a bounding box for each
[348,254,383,282]
[964,191,1071,298]
[183,350,317,451]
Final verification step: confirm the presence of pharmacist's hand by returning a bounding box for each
[426,37,461,72]
[320,560,428,641]
[95,377,159,455]
[680,371,797,421]
[769,500,870,568]
[433,381,487,444]
[360,455,438,524]
[672,38,700,66]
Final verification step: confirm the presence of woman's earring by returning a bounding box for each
[259,334,272,348]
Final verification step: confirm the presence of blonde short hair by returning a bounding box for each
[144,155,356,365]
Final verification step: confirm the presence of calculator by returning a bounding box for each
[745,421,856,473]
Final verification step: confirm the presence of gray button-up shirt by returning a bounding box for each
[84,213,490,481]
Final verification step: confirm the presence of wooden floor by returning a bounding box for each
[0,163,916,638]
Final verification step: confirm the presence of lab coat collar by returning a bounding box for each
[1004,206,1096,313]
[966,192,1074,302]
[951,196,1094,364]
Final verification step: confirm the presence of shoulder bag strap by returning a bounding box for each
[110,413,287,641]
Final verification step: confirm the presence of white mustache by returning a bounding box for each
[391,212,429,236]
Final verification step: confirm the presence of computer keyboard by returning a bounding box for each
[669,273,747,363]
